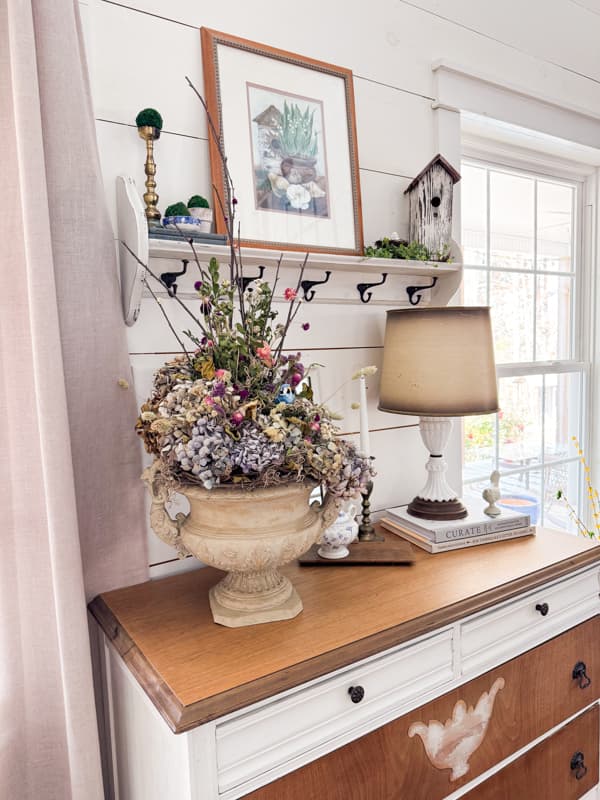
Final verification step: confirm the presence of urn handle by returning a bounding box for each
[141,460,190,559]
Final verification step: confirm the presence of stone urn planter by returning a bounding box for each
[143,460,338,627]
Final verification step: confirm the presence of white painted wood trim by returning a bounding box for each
[432,60,600,151]
[432,59,600,124]
[462,134,598,181]
[146,239,461,276]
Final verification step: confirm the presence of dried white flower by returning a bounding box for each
[351,365,378,380]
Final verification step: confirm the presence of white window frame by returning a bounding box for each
[460,140,596,528]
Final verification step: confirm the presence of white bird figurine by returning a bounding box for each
[482,470,501,517]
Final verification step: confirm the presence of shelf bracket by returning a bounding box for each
[357,273,387,304]
[407,276,438,306]
[236,265,265,293]
[301,271,331,302]
[160,260,189,297]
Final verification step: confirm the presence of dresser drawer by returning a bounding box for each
[461,565,600,675]
[216,628,454,793]
[243,617,600,800]
[461,705,599,800]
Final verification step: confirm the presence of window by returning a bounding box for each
[460,157,589,531]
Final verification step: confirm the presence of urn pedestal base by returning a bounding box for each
[206,565,308,627]
[209,573,302,627]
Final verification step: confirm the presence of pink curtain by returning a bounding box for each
[0,1,148,797]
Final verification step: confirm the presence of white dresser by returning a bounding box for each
[90,527,600,799]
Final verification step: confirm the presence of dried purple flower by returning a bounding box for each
[212,382,226,398]
[194,280,202,291]
[301,322,310,331]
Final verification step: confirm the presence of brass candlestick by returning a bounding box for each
[358,480,383,541]
[137,125,161,225]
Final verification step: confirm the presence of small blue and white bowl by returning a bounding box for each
[162,215,207,234]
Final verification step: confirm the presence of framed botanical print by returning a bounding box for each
[201,28,364,255]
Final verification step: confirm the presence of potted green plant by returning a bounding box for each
[187,194,213,232]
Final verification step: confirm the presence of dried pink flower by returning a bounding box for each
[256,342,273,366]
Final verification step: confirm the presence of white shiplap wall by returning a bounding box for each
[85,0,600,577]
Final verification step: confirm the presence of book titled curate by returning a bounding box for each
[381,518,536,553]
[385,503,530,543]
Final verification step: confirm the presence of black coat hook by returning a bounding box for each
[160,259,189,297]
[357,273,387,304]
[301,270,331,302]
[236,265,265,293]
[406,277,438,306]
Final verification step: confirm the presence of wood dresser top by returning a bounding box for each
[89,527,600,733]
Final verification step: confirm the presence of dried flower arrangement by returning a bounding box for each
[132,80,373,503]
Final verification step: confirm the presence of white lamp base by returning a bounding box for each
[408,416,467,521]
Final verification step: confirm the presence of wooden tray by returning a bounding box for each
[299,539,414,565]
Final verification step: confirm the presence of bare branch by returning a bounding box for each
[144,279,193,366]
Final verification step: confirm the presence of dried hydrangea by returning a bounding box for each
[136,262,374,497]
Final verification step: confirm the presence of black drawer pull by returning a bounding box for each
[572,661,592,689]
[570,751,588,780]
[348,685,364,704]
[535,602,549,616]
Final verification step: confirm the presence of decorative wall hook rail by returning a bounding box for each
[160,260,189,296]
[407,276,438,306]
[357,273,387,304]
[301,270,331,302]
[236,265,265,293]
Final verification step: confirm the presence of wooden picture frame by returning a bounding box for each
[201,28,364,255]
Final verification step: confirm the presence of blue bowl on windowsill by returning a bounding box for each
[497,492,540,525]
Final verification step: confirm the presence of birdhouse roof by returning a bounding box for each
[404,154,462,194]
[253,104,283,127]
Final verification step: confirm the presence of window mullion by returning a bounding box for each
[533,179,538,361]
[486,167,491,306]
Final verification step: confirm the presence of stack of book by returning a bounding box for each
[381,504,535,553]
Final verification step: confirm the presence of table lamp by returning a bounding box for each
[378,307,498,521]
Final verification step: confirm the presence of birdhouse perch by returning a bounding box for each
[404,154,461,258]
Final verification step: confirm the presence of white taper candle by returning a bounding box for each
[359,375,370,458]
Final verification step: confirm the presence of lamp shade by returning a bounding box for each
[378,307,498,417]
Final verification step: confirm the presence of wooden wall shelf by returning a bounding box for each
[116,175,463,325]
[147,237,461,279]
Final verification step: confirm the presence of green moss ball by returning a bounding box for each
[188,195,209,209]
[135,108,163,130]
[164,202,190,217]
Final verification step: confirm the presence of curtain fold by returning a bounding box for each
[1,1,148,797]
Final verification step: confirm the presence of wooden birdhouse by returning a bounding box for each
[404,154,461,258]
